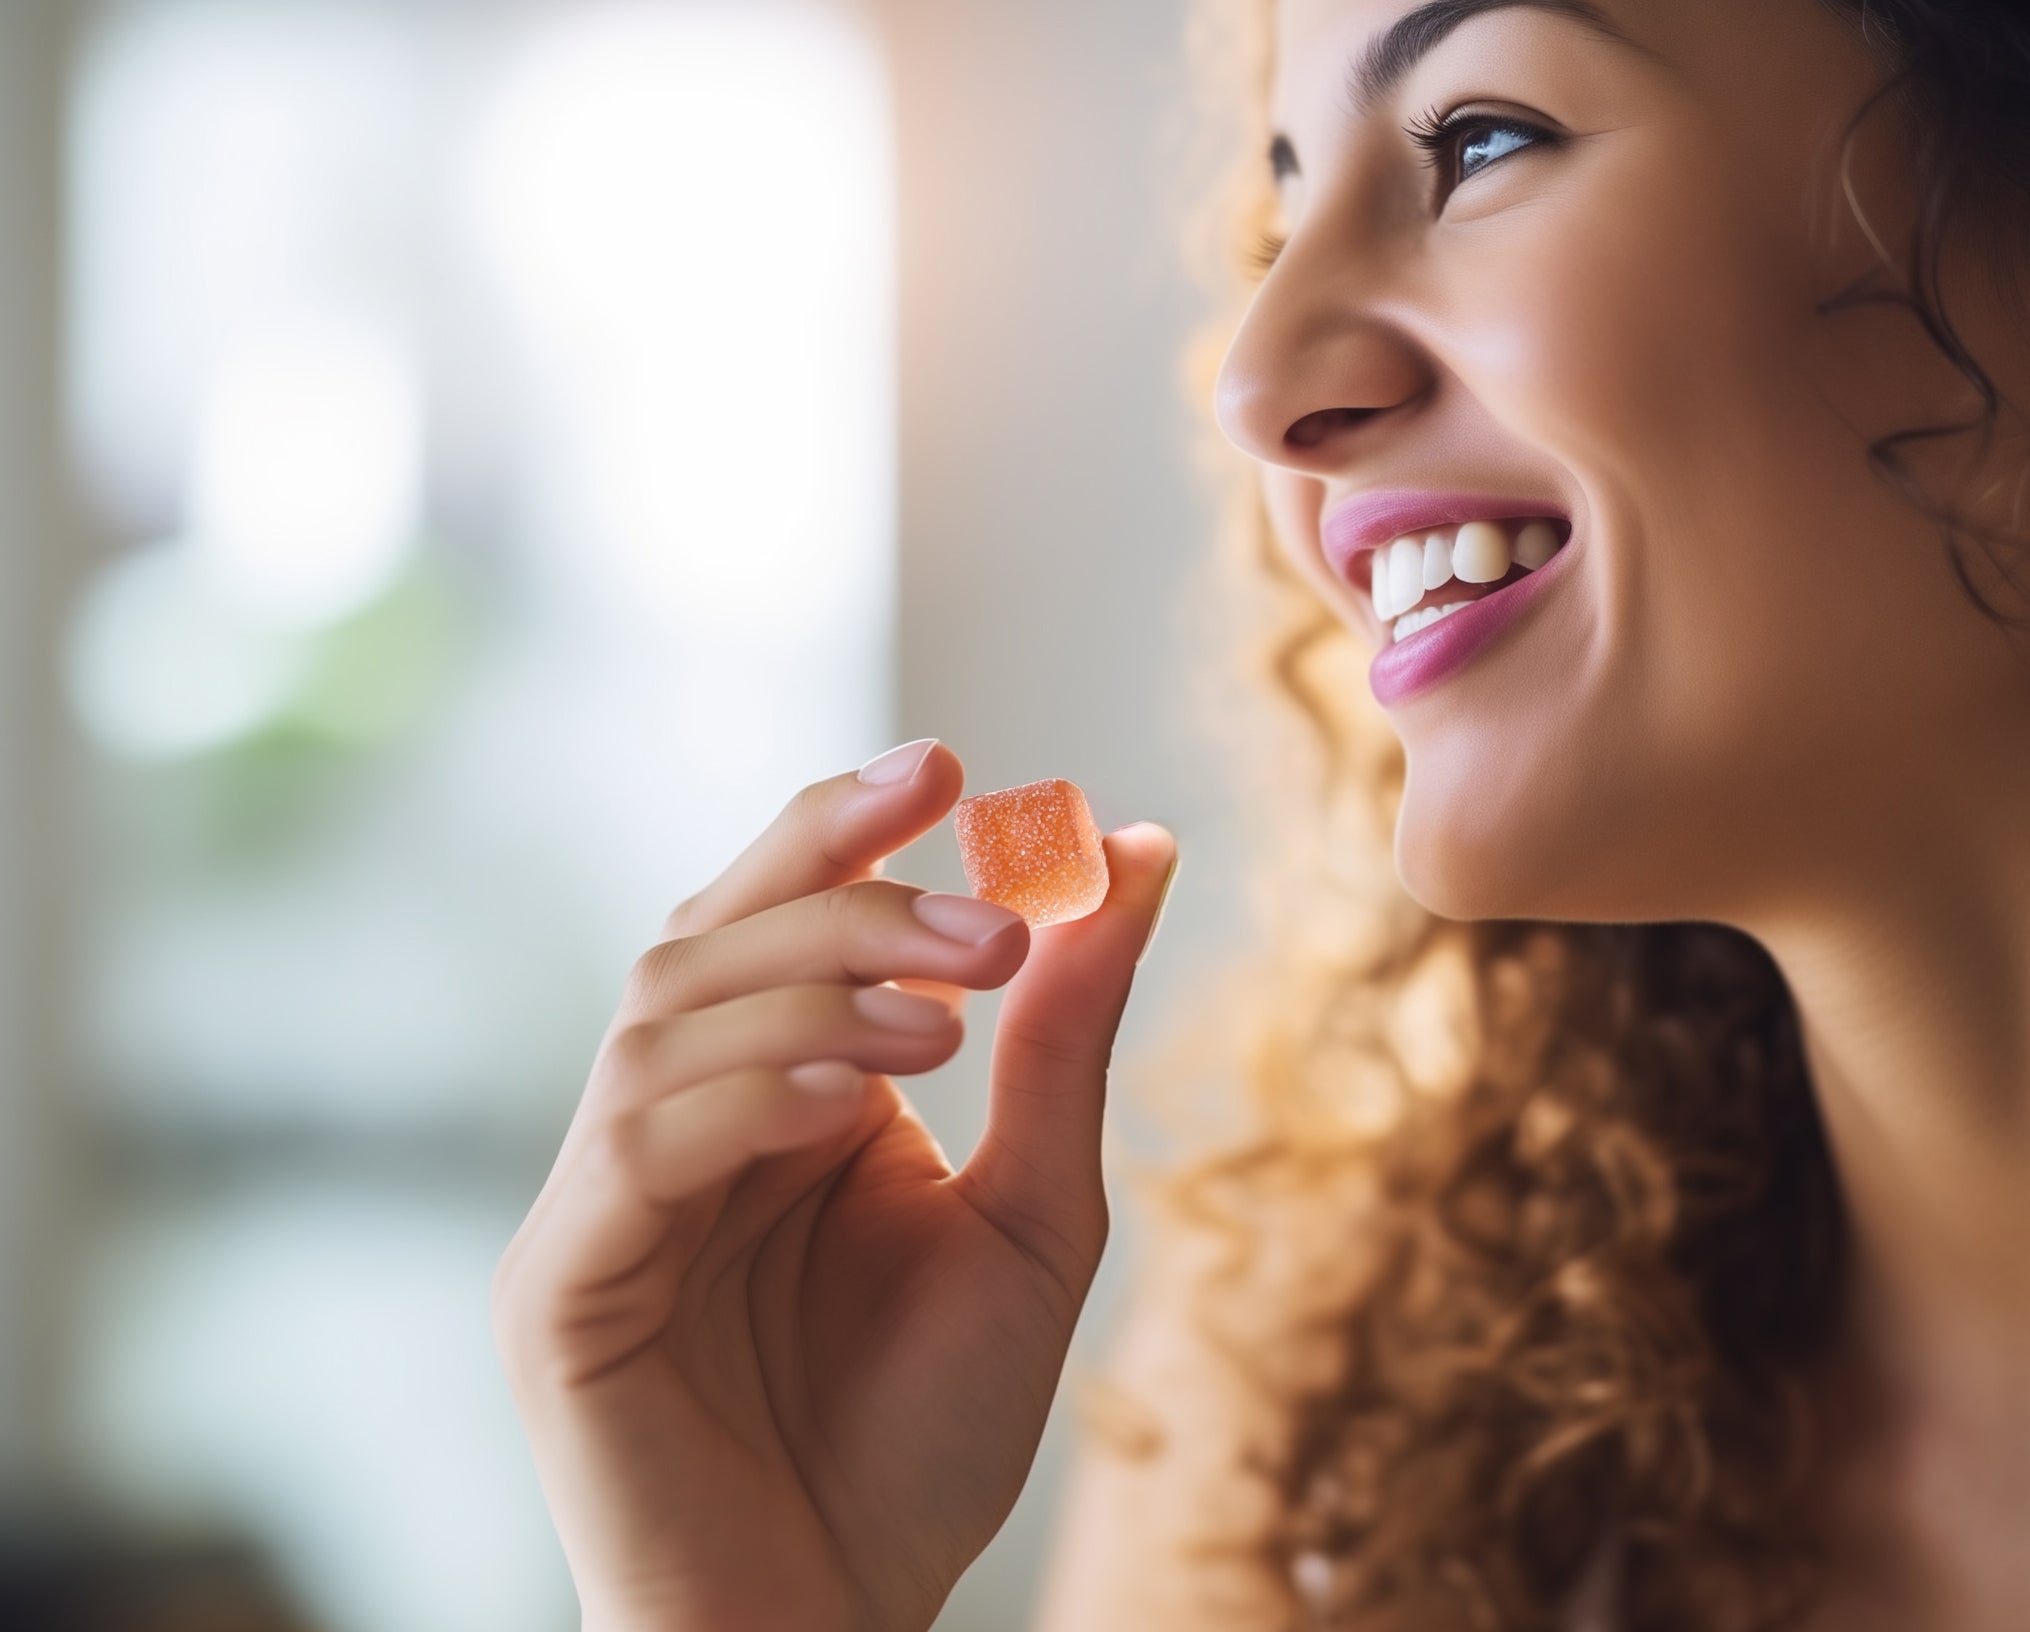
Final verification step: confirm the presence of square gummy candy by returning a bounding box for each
[954,779,1110,928]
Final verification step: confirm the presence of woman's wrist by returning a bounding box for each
[583,1597,869,1632]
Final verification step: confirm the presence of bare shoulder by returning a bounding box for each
[1028,1200,1305,1632]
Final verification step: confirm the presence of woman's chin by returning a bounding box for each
[1393,808,1561,925]
[1396,850,1503,924]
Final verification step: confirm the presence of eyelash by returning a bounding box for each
[1247,108,1557,276]
[1404,105,1557,199]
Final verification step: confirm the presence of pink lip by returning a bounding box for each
[1366,525,1583,707]
[1320,488,1570,585]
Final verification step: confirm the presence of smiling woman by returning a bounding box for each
[491,2,2030,1630]
[1034,1,2030,1630]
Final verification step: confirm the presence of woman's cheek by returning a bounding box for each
[1262,468,1344,602]
[1447,139,1768,471]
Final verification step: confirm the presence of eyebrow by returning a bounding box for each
[1270,0,1652,179]
[1352,0,1645,115]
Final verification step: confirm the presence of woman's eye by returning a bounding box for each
[1246,109,1558,276]
[1456,122,1536,180]
[1405,111,1558,207]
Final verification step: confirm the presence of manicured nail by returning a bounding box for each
[1135,851,1181,968]
[858,738,938,786]
[789,1061,865,1096]
[852,983,955,1034]
[912,892,1024,947]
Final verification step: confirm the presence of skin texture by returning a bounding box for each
[1178,0,2029,1627]
[494,741,1177,1631]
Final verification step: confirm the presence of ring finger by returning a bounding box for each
[597,980,963,1106]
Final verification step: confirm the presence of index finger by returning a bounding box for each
[661,738,963,938]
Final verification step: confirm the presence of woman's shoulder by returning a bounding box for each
[1029,1215,1301,1632]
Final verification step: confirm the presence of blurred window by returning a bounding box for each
[58,2,896,1628]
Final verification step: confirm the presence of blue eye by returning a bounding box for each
[1404,109,1559,206]
[1458,122,1535,178]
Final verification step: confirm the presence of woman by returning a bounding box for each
[493,1,2030,1627]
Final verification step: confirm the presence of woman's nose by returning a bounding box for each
[1212,256,1431,474]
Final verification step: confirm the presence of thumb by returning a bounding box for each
[958,822,1179,1288]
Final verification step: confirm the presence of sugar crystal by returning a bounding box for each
[953,779,1109,928]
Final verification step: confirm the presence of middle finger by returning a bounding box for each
[625,879,1029,1018]
[602,980,965,1104]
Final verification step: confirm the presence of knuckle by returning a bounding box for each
[785,778,869,875]
[585,1111,645,1188]
[625,935,704,1010]
[822,875,910,918]
[784,778,835,847]
[820,878,916,962]
[843,877,916,915]
[997,1012,1103,1077]
[660,891,709,940]
[819,882,858,927]
[812,884,876,969]
[601,1018,668,1086]
[489,1237,546,1371]
[570,1108,659,1208]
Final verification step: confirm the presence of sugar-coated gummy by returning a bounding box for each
[953,779,1109,928]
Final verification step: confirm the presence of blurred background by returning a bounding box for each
[0,0,1253,1627]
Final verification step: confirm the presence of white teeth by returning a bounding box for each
[1387,537,1425,620]
[1452,520,1511,584]
[1371,534,1425,621]
[1513,519,1560,571]
[1392,600,1473,642]
[1421,532,1453,592]
[1367,517,1566,626]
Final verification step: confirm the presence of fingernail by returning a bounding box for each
[789,1061,866,1096]
[1135,852,1181,968]
[852,983,955,1034]
[912,892,1025,947]
[858,738,938,786]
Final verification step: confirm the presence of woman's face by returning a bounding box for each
[1216,0,2030,927]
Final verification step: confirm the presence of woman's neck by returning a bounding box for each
[1741,731,2030,1627]
[1763,855,2030,1383]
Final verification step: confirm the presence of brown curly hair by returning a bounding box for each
[1098,2,2030,1628]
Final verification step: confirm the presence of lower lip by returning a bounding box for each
[1367,533,1582,707]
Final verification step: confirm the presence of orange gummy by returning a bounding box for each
[954,778,1110,928]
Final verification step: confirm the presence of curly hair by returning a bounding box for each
[1100,3,2030,1629]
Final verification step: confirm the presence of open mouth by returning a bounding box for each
[1366,518,1571,645]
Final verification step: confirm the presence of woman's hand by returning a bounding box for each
[492,740,1178,1632]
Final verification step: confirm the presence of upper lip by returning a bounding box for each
[1320,488,1571,589]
